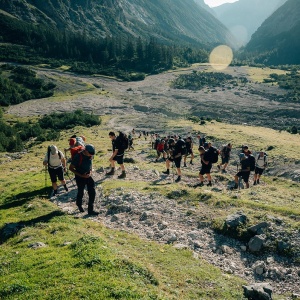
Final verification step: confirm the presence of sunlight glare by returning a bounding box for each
[209,45,233,70]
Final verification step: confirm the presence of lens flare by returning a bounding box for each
[209,45,233,70]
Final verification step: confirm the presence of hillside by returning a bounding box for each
[212,0,287,47]
[245,0,300,65]
[0,0,235,48]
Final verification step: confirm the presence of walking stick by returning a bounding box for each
[44,165,48,188]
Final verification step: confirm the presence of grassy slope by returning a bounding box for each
[1,115,299,299]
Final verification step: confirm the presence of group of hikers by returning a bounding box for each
[42,130,268,214]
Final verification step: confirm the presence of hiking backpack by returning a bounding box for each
[207,146,219,164]
[118,132,129,150]
[248,154,256,171]
[176,139,186,155]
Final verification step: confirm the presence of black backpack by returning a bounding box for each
[176,139,186,155]
[248,154,256,171]
[118,132,129,150]
[207,146,219,164]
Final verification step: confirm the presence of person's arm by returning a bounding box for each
[69,163,90,178]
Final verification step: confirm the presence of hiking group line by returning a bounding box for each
[43,130,268,214]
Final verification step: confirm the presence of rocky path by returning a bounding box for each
[51,139,300,298]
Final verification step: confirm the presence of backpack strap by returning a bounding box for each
[47,146,51,165]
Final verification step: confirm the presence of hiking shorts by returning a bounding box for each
[222,156,229,164]
[48,166,64,182]
[185,148,193,156]
[168,157,182,168]
[236,171,250,183]
[157,149,165,156]
[255,167,264,175]
[199,164,212,175]
[113,154,124,165]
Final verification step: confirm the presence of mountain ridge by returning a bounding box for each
[212,0,287,47]
[0,0,236,48]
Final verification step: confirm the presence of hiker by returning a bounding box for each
[197,146,212,186]
[253,151,268,185]
[155,139,166,162]
[69,144,98,215]
[197,134,206,147]
[106,131,126,179]
[163,138,185,183]
[128,133,134,150]
[183,136,194,167]
[43,145,68,196]
[218,143,232,173]
[233,153,250,189]
[204,141,220,166]
[242,145,252,156]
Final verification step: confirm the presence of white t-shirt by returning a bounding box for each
[256,154,267,169]
[44,151,64,168]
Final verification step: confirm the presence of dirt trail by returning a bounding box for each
[51,137,300,298]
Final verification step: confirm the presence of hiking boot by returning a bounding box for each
[232,184,238,190]
[64,185,68,192]
[52,190,58,197]
[257,179,260,184]
[163,170,170,175]
[106,169,115,176]
[183,163,187,167]
[175,176,181,183]
[88,210,99,216]
[77,206,84,213]
[195,182,204,187]
[207,182,212,187]
[253,181,257,186]
[118,172,126,179]
[217,165,221,170]
[190,160,193,165]
[221,169,227,174]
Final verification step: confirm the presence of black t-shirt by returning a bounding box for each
[240,158,250,171]
[113,137,124,154]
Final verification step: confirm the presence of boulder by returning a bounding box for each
[248,222,270,235]
[225,212,247,228]
[248,235,266,252]
[243,283,273,300]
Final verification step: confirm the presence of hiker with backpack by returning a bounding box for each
[69,144,98,215]
[155,139,166,162]
[233,153,251,189]
[106,131,127,179]
[43,145,68,196]
[163,138,185,183]
[197,134,206,147]
[183,136,194,167]
[217,143,232,173]
[197,146,213,187]
[204,142,220,166]
[253,151,268,185]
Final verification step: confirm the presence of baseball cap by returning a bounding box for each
[168,138,175,144]
[85,144,95,155]
[203,142,209,148]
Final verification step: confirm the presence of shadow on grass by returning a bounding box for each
[0,210,65,244]
[0,187,52,210]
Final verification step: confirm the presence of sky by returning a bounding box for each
[204,0,239,7]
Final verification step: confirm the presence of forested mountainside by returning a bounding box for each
[244,0,300,65]
[0,0,234,47]
[213,0,287,47]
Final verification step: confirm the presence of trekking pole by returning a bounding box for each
[44,165,48,188]
[172,161,175,183]
[65,170,76,188]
